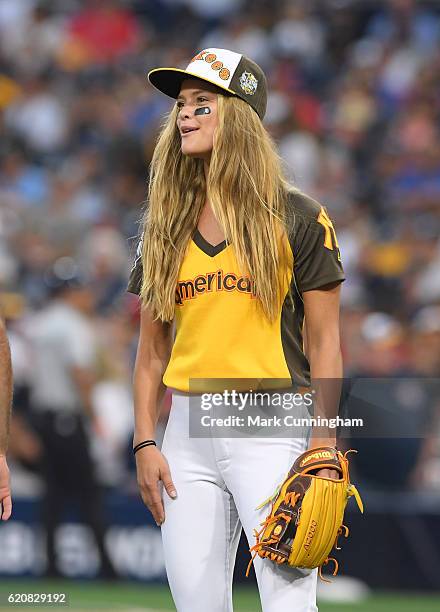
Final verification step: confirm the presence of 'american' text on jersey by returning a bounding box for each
[175,269,257,305]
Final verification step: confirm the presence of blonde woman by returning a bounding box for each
[128,48,345,612]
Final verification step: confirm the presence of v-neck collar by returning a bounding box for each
[192,228,229,257]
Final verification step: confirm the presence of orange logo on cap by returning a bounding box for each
[190,50,231,82]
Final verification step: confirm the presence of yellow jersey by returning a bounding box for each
[127,191,345,392]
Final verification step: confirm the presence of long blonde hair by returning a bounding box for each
[140,93,297,322]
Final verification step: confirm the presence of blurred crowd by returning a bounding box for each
[1,0,440,502]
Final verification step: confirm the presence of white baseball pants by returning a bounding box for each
[160,392,318,612]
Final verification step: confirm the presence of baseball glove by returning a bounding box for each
[246,446,363,581]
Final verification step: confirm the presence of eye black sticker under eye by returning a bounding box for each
[194,106,211,115]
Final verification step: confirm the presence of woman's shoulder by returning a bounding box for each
[285,188,323,224]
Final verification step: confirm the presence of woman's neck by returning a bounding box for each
[197,203,225,244]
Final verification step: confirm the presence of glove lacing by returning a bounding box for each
[246,492,301,576]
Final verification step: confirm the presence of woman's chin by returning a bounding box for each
[181,145,209,159]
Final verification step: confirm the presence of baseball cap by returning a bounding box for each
[148,48,267,120]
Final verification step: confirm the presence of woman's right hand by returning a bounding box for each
[135,445,177,526]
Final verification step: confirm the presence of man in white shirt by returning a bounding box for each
[28,270,116,579]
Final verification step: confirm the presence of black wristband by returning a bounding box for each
[133,440,156,455]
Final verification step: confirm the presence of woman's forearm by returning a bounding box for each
[308,340,343,443]
[132,307,172,445]
[132,356,168,444]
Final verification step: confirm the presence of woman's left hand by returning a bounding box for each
[307,437,340,480]
[315,467,340,479]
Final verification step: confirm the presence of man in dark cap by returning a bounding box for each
[28,261,116,579]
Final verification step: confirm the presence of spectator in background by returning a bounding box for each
[406,306,440,490]
[344,312,433,490]
[410,305,440,377]
[367,0,440,53]
[4,71,68,156]
[0,315,13,521]
[25,260,116,579]
[64,0,140,68]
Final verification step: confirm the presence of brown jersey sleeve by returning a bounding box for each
[127,237,143,295]
[287,192,345,293]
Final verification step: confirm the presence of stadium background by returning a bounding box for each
[1,0,440,610]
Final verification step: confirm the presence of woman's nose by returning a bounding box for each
[180,108,191,119]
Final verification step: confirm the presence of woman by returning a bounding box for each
[128,48,345,612]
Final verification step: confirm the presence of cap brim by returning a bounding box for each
[148,67,237,100]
